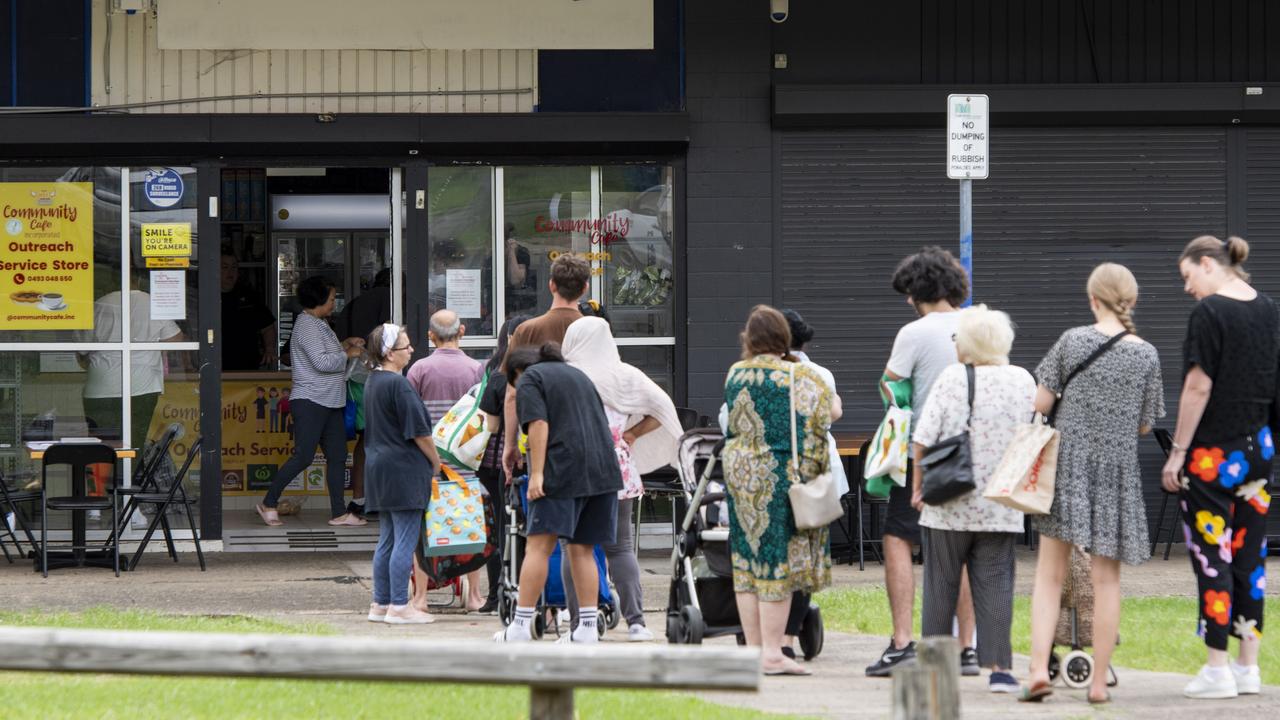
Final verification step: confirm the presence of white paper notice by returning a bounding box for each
[445,268,482,317]
[149,270,186,320]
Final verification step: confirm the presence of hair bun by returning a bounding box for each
[1226,235,1251,265]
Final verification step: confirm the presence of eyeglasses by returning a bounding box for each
[390,344,411,352]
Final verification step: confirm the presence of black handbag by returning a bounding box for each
[920,364,976,505]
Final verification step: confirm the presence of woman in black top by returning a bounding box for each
[475,314,527,614]
[362,323,442,626]
[1163,235,1277,699]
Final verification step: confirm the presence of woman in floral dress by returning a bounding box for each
[723,305,833,676]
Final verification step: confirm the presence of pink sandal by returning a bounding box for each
[255,504,284,527]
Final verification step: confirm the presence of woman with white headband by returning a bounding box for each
[361,323,443,625]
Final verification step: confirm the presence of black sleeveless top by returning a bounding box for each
[1183,293,1280,444]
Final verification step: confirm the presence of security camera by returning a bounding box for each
[770,0,788,23]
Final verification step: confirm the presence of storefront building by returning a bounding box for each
[6,0,1280,544]
[1,1,685,547]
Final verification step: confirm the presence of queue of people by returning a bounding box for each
[251,237,1271,704]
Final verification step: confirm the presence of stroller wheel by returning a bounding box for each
[798,604,824,661]
[735,632,747,646]
[679,605,704,645]
[532,608,547,640]
[1047,652,1061,683]
[666,613,681,644]
[603,604,620,631]
[1061,650,1094,689]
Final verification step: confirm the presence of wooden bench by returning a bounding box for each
[0,626,761,720]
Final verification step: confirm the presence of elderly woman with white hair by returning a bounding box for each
[909,304,1036,693]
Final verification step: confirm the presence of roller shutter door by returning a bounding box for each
[780,126,1232,536]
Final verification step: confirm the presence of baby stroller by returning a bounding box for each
[496,474,619,639]
[666,428,824,658]
[1047,546,1119,689]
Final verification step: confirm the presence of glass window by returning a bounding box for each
[0,167,123,344]
[503,166,593,318]
[427,167,494,335]
[129,167,200,343]
[600,166,675,338]
[619,346,675,397]
[0,350,121,532]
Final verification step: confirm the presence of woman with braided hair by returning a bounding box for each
[1021,263,1165,704]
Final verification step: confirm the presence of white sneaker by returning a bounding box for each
[628,624,654,642]
[1231,663,1262,695]
[1184,665,1238,699]
[87,509,102,521]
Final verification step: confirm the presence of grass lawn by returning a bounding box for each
[816,586,1280,685]
[0,608,794,720]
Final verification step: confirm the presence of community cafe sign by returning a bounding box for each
[1,182,94,329]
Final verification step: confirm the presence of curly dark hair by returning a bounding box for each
[891,246,969,306]
[296,275,337,309]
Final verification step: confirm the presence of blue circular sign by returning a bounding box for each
[143,168,184,209]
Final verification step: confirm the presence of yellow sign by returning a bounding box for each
[0,182,94,330]
[145,257,191,269]
[214,379,353,495]
[141,223,192,257]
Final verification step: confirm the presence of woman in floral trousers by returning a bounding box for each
[1163,235,1276,699]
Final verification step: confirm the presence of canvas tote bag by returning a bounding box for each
[430,373,491,471]
[787,364,844,530]
[986,331,1129,514]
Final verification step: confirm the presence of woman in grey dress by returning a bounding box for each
[1021,263,1164,705]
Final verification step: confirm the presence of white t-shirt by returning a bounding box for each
[886,311,961,411]
[82,290,181,398]
[911,363,1034,533]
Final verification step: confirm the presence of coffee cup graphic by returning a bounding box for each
[39,293,65,310]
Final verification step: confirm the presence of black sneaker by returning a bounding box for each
[476,598,498,616]
[961,646,981,676]
[865,640,917,677]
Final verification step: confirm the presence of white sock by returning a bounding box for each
[512,606,534,630]
[572,608,599,643]
[1204,664,1232,681]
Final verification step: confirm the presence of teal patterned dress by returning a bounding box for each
[722,354,834,601]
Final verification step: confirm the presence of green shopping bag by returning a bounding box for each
[864,376,913,498]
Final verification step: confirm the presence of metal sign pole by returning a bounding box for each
[959,178,972,307]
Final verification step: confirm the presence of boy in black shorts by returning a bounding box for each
[495,342,622,644]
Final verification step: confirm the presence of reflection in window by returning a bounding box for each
[600,166,674,338]
[619,346,675,397]
[427,167,494,335]
[503,167,592,318]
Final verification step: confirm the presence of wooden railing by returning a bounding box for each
[0,626,761,720]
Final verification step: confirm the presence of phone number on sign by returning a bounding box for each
[14,275,73,283]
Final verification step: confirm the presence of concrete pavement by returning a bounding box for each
[0,546,1273,719]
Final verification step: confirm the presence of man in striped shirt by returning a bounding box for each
[405,309,486,610]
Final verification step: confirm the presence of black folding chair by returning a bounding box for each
[0,467,41,562]
[107,423,183,549]
[674,407,699,432]
[125,437,205,572]
[41,443,122,577]
[1149,428,1179,560]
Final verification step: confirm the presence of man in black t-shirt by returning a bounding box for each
[494,345,621,645]
[220,252,277,371]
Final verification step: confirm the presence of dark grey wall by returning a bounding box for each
[684,0,776,417]
[773,0,1280,85]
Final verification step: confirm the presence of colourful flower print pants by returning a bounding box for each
[1180,427,1272,651]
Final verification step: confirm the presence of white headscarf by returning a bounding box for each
[562,317,682,474]
[380,323,400,354]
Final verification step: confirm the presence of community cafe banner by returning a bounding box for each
[1,182,94,330]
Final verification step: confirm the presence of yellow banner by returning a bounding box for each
[146,377,355,495]
[141,223,192,257]
[0,182,94,329]
[222,378,353,495]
